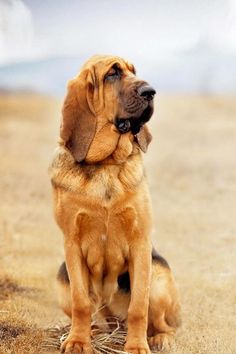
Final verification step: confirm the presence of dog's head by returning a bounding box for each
[60,55,156,162]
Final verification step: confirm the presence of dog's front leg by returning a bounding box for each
[60,215,93,354]
[125,241,152,354]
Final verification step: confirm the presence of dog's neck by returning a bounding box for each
[81,146,140,166]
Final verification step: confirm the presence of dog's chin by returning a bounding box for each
[116,103,154,135]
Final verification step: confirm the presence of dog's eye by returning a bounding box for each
[105,66,121,81]
[108,68,117,76]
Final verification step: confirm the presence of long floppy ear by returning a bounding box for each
[60,71,96,162]
[136,125,152,153]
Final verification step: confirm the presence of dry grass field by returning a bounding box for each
[0,93,235,354]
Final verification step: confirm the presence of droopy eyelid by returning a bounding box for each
[104,64,122,81]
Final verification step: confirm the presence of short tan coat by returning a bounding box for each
[50,55,181,354]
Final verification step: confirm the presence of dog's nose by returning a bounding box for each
[137,85,156,101]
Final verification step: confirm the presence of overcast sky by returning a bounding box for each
[0,0,236,66]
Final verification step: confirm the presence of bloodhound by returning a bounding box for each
[49,55,181,353]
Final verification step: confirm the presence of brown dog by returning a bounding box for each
[49,55,181,353]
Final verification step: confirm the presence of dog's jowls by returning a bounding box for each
[49,55,181,354]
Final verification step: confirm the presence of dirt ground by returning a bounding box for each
[0,94,235,354]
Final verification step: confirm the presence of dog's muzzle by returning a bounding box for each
[115,83,156,135]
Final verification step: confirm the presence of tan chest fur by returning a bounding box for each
[50,146,152,304]
[50,146,145,205]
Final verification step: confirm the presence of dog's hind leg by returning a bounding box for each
[147,252,181,351]
[58,255,181,352]
[108,251,181,352]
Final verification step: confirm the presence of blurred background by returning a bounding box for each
[0,1,236,353]
[0,0,236,95]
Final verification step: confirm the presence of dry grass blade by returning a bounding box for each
[42,318,128,353]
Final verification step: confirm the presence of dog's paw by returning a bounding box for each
[61,336,93,354]
[148,333,174,351]
[125,340,151,354]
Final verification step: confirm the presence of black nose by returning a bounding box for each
[137,85,156,101]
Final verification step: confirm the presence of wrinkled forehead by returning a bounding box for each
[81,55,135,76]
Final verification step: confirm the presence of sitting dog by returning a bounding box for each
[49,55,181,354]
